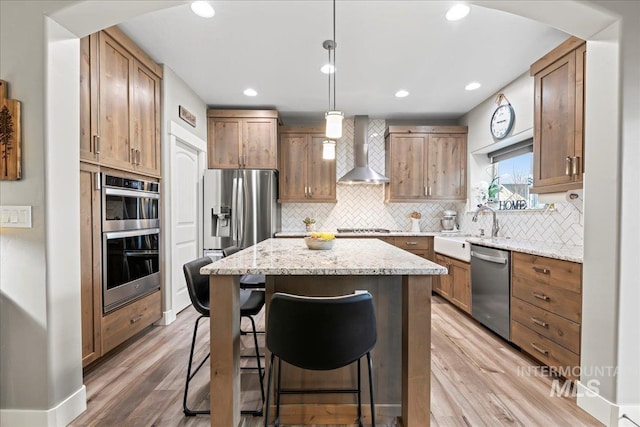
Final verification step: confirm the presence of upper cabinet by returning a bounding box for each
[385,126,467,202]
[531,36,586,194]
[279,126,336,203]
[80,27,162,177]
[207,110,279,169]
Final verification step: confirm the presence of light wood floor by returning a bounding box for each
[69,295,602,427]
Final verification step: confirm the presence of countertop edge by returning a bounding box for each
[464,237,583,263]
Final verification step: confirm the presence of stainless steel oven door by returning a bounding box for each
[102,187,160,232]
[103,228,160,313]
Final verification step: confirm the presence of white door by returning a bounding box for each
[172,140,199,313]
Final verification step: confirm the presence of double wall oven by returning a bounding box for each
[102,174,160,313]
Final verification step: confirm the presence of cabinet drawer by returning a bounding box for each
[511,321,580,380]
[511,275,581,322]
[395,237,430,251]
[512,252,581,294]
[102,291,161,353]
[511,297,580,354]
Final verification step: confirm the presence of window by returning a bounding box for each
[487,139,540,210]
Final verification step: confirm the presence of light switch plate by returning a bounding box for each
[0,206,32,228]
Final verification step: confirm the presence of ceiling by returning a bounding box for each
[118,1,569,125]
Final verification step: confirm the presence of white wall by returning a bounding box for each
[0,0,73,414]
[160,65,208,322]
[457,71,583,244]
[162,66,208,144]
[0,1,182,425]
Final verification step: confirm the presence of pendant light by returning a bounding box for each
[323,0,343,141]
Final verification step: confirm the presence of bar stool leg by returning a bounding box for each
[367,352,376,427]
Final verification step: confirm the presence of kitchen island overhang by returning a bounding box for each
[201,238,447,427]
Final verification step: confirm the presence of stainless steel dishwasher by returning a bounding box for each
[470,244,511,340]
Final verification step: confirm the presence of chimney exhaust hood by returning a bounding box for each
[338,115,389,184]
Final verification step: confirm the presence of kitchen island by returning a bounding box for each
[201,238,447,427]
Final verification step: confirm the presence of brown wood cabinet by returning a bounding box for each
[510,252,582,379]
[531,36,586,194]
[207,110,278,169]
[391,236,434,261]
[102,290,162,354]
[79,162,102,367]
[385,126,467,202]
[80,27,162,177]
[433,253,470,313]
[279,126,336,203]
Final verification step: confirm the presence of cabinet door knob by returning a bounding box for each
[572,156,580,176]
[130,147,136,164]
[565,157,572,176]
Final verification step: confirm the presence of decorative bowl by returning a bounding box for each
[304,237,335,250]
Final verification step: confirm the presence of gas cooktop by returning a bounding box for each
[336,228,391,234]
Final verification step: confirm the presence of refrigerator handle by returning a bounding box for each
[231,176,239,246]
[237,176,245,247]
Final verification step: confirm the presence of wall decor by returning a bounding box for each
[179,105,196,128]
[0,80,21,180]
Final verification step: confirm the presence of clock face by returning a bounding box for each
[490,104,515,139]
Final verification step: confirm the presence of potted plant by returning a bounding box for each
[302,217,316,232]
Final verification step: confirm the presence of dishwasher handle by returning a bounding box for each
[471,251,507,264]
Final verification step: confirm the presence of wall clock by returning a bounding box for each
[490,103,515,140]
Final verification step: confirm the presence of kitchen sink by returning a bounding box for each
[434,235,471,262]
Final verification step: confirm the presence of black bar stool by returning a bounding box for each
[182,256,265,416]
[264,292,377,427]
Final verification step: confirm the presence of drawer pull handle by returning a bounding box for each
[531,342,549,355]
[532,266,549,274]
[406,241,418,246]
[531,317,548,328]
[130,314,144,324]
[532,292,550,301]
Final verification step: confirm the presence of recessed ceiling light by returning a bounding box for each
[191,1,215,18]
[320,64,335,74]
[395,90,409,98]
[446,4,470,21]
[243,88,258,97]
[465,82,481,91]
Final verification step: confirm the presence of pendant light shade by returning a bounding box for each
[322,140,336,160]
[325,111,343,139]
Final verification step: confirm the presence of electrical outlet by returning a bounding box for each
[0,206,32,228]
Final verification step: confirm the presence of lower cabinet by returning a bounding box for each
[102,291,162,354]
[392,236,434,260]
[433,253,471,314]
[510,252,582,380]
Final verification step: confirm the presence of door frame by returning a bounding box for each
[158,120,207,325]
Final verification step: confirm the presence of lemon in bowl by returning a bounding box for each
[304,231,335,250]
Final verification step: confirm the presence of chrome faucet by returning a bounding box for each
[472,204,500,237]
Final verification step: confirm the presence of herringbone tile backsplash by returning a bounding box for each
[281,119,583,245]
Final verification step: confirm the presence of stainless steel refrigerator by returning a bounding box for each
[203,169,280,260]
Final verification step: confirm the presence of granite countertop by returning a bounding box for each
[464,237,583,263]
[276,231,443,238]
[201,238,448,276]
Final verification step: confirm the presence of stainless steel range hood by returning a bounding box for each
[338,115,389,184]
